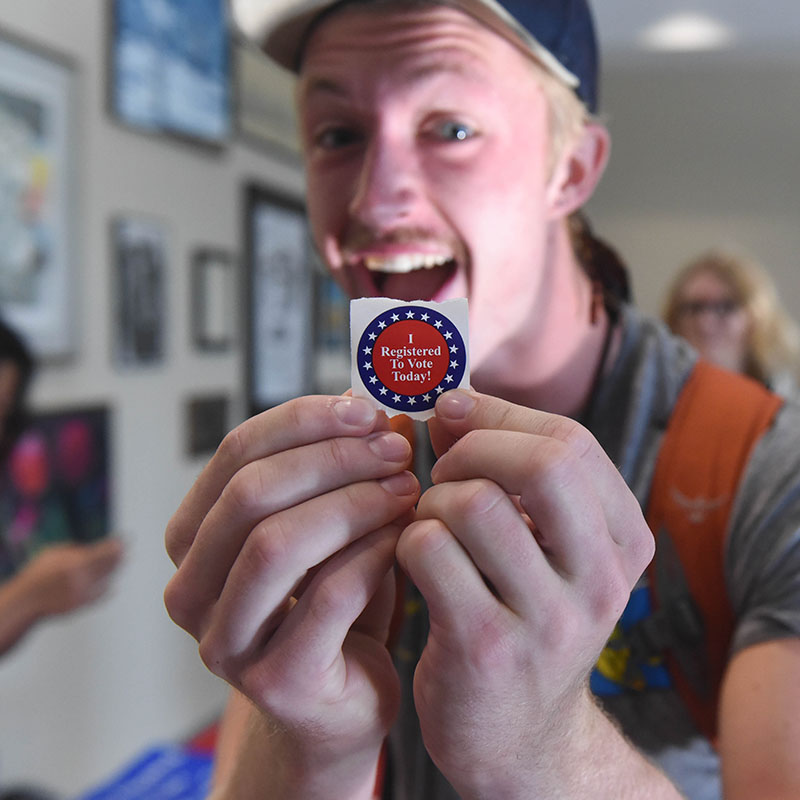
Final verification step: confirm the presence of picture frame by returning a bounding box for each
[108,0,232,147]
[313,267,351,396]
[244,185,313,414]
[191,248,236,352]
[111,215,168,367]
[0,405,111,581]
[0,29,77,359]
[185,394,229,457]
[234,38,301,158]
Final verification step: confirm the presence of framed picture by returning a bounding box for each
[313,268,351,396]
[244,185,313,413]
[0,406,111,581]
[185,394,229,457]
[111,216,168,367]
[0,30,77,359]
[234,39,301,157]
[108,0,232,146]
[191,248,236,352]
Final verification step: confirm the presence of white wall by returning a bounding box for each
[2,4,798,797]
[587,55,800,321]
[0,1,304,795]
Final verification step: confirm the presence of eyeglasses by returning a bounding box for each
[677,299,740,319]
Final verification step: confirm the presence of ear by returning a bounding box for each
[545,122,610,219]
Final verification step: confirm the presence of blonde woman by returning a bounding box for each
[663,248,800,396]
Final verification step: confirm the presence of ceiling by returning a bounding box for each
[591,2,800,63]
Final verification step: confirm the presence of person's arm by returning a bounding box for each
[209,695,382,800]
[718,638,800,799]
[395,389,683,799]
[0,538,123,657]
[0,567,44,656]
[164,395,419,799]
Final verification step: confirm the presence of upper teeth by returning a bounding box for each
[364,254,450,273]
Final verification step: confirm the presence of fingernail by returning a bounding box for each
[333,397,376,427]
[368,431,411,462]
[436,389,476,420]
[379,471,418,496]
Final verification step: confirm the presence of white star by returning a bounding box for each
[434,320,443,329]
[370,376,378,384]
[408,397,416,405]
[421,313,429,321]
[363,346,372,355]
[392,394,402,403]
[445,374,454,383]
[369,332,377,341]
[435,386,444,394]
[406,310,415,319]
[378,321,387,329]
[444,331,453,339]
[450,360,459,369]
[391,313,400,322]
[363,362,372,371]
[450,345,458,353]
[423,394,431,402]
[379,386,388,395]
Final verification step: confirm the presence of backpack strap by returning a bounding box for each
[645,360,783,741]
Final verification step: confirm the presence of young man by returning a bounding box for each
[164,1,800,797]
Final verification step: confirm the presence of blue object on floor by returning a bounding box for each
[74,745,212,800]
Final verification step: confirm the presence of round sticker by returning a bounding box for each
[357,305,467,413]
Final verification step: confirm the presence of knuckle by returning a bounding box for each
[197,631,230,677]
[630,522,656,575]
[397,518,448,565]
[244,517,291,575]
[284,395,314,431]
[163,574,198,633]
[217,423,249,469]
[520,438,578,497]
[465,609,519,669]
[588,563,631,626]
[455,478,505,519]
[541,415,597,460]
[342,480,385,518]
[164,515,188,564]
[224,461,270,512]
[308,572,355,624]
[324,436,352,476]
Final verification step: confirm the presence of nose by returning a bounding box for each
[348,132,422,230]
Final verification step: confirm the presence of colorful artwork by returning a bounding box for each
[0,33,76,358]
[0,407,110,580]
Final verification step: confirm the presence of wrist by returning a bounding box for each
[8,568,46,624]
[222,711,383,800]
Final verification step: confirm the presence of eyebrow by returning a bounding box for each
[299,57,488,104]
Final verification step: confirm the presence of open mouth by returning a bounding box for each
[358,253,458,301]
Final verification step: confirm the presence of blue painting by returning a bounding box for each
[112,0,231,143]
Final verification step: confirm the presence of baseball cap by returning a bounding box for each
[241,0,599,112]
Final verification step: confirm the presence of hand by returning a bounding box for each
[164,395,420,796]
[21,537,124,618]
[396,389,655,798]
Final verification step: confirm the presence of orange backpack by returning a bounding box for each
[645,360,783,741]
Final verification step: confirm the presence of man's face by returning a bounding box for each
[298,3,568,373]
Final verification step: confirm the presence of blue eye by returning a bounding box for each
[436,120,474,141]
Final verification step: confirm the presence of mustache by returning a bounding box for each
[342,223,453,253]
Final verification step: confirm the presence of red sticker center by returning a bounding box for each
[373,320,449,394]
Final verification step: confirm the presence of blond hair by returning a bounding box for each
[663,249,800,386]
